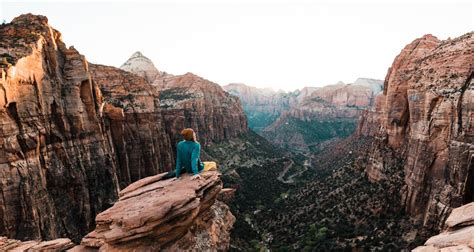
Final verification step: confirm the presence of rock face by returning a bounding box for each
[356,32,474,229]
[158,73,248,147]
[414,203,474,251]
[120,53,249,148]
[0,14,240,249]
[119,51,160,83]
[89,64,174,188]
[80,171,235,251]
[0,14,120,242]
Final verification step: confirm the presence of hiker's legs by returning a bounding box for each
[162,168,187,180]
[162,171,175,180]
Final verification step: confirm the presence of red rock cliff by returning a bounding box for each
[357,32,474,228]
[0,14,242,247]
[119,54,249,146]
[158,73,248,146]
[89,64,174,188]
[0,14,120,241]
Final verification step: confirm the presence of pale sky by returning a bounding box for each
[1,0,473,91]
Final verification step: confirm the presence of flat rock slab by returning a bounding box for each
[446,203,474,228]
[425,226,474,248]
[0,236,75,251]
[82,171,223,250]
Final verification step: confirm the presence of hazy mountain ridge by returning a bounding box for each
[224,79,383,152]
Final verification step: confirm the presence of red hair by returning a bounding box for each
[181,128,195,141]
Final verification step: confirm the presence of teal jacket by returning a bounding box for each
[175,140,204,177]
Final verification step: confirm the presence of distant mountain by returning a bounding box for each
[120,51,161,83]
[224,79,383,152]
[223,83,308,131]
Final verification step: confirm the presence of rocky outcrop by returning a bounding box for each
[414,203,474,251]
[119,51,160,83]
[0,171,235,251]
[89,64,174,188]
[0,236,76,251]
[356,32,474,229]
[0,14,120,242]
[80,171,235,251]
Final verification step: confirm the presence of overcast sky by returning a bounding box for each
[1,0,473,91]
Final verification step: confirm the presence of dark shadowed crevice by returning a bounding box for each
[463,159,474,204]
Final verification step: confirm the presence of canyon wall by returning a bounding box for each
[158,73,248,147]
[120,54,249,148]
[357,32,474,229]
[0,14,242,246]
[89,64,173,188]
[0,14,120,242]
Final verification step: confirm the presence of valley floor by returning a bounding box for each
[205,132,435,251]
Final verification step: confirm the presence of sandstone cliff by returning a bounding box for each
[158,73,248,147]
[0,14,241,248]
[357,32,474,229]
[0,14,120,242]
[89,64,173,188]
[120,53,249,147]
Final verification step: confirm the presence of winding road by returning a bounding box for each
[277,155,312,184]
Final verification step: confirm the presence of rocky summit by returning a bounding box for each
[120,51,161,84]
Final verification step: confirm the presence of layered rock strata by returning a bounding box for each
[157,73,248,146]
[0,14,120,242]
[80,171,235,251]
[0,236,76,251]
[89,64,173,188]
[357,32,474,228]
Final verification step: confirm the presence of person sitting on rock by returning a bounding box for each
[163,128,204,180]
[176,128,204,180]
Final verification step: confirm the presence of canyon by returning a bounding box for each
[0,12,472,252]
[243,32,473,250]
[224,78,383,152]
